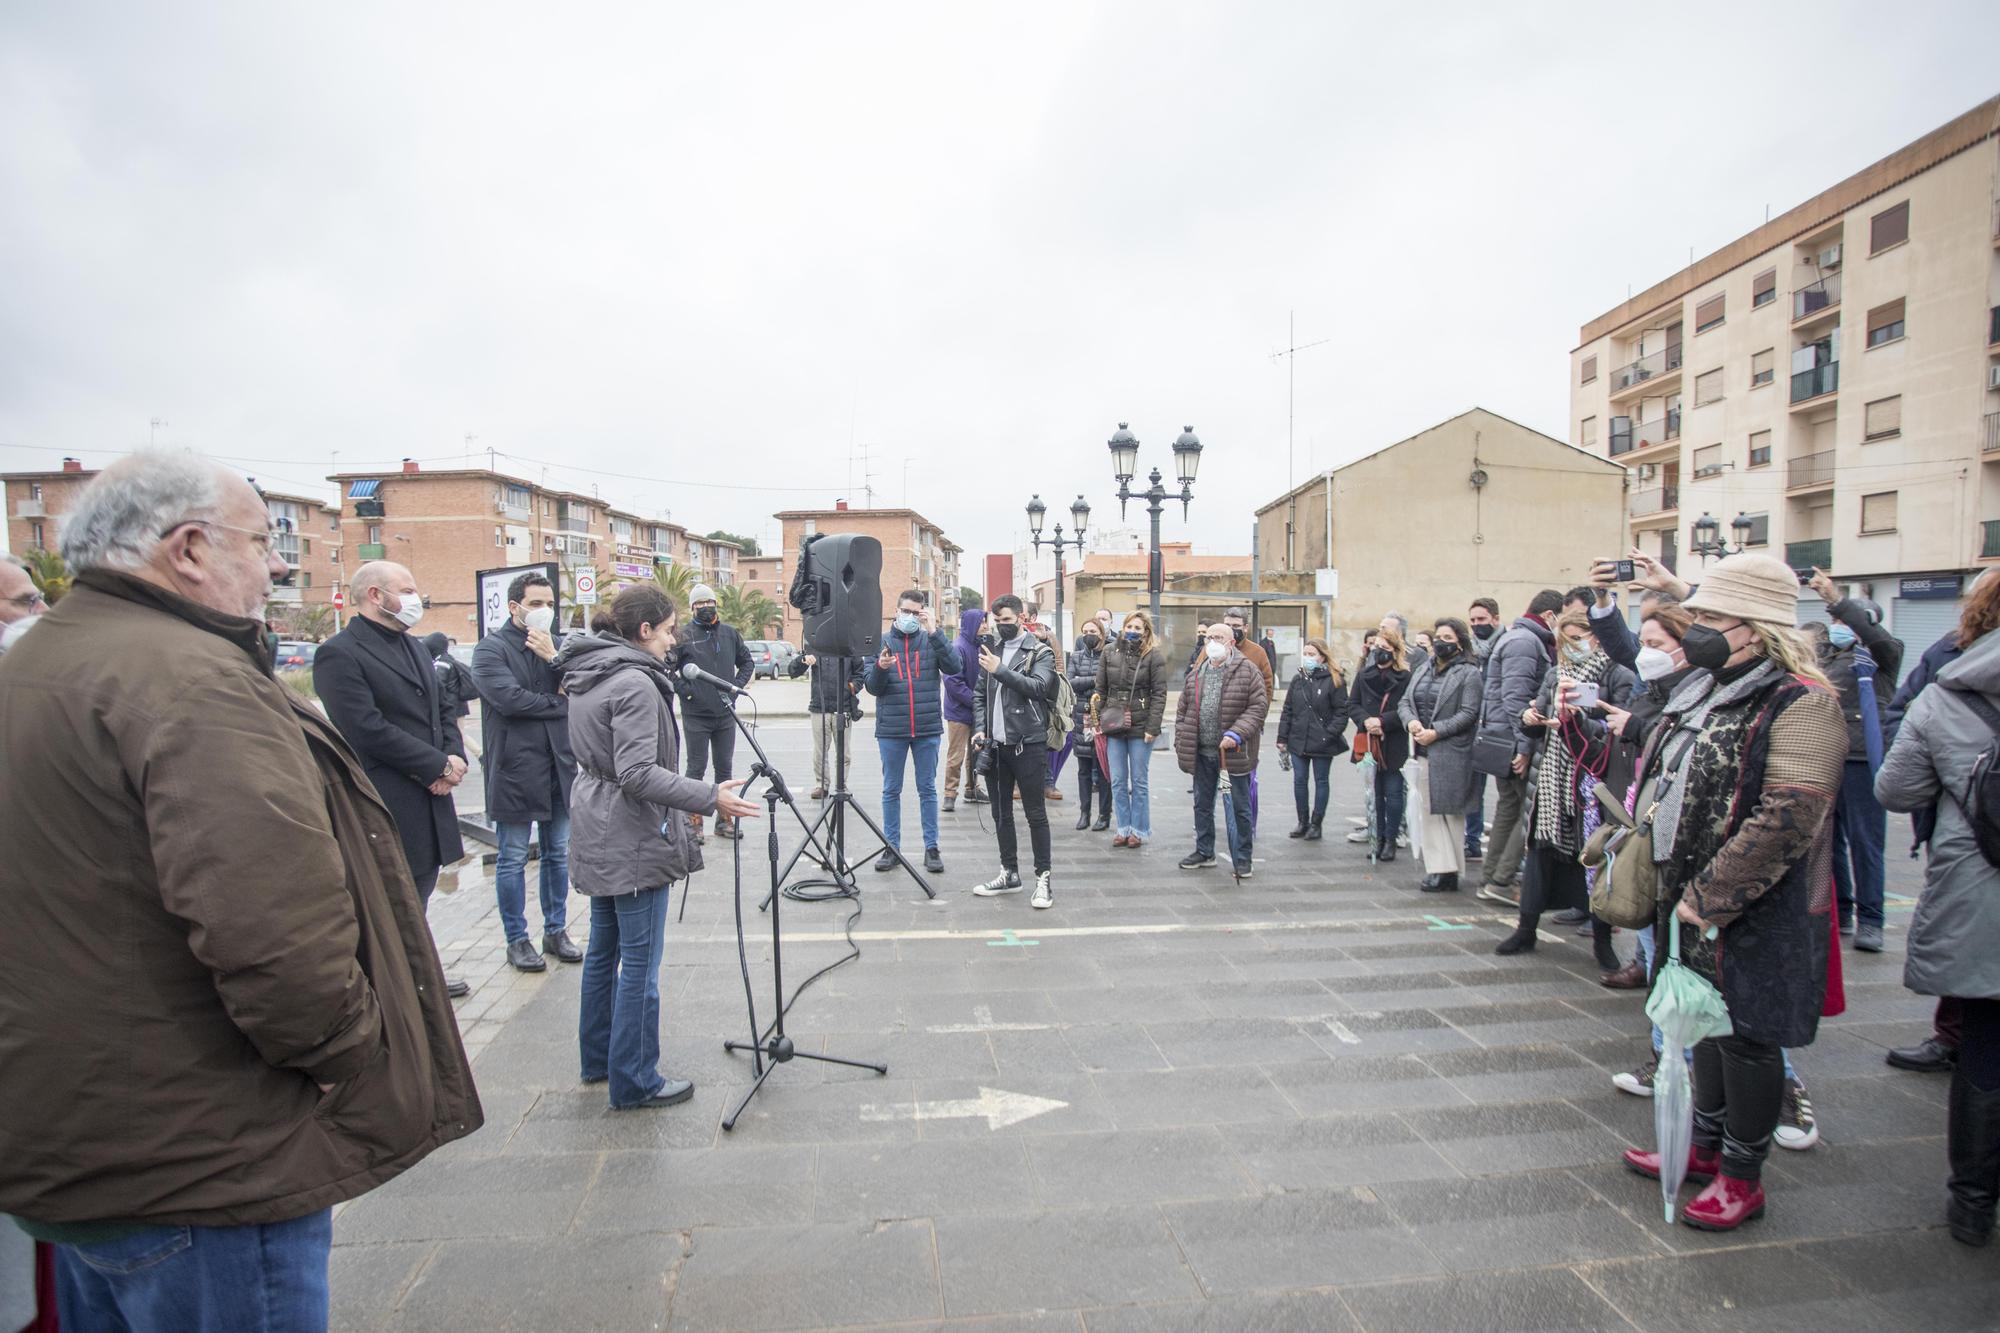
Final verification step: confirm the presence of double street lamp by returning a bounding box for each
[1691,510,1754,564]
[1108,422,1204,628]
[1027,492,1090,639]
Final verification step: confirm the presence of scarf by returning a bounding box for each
[1531,649,1611,849]
[1649,657,1784,860]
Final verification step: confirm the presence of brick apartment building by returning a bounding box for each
[3,457,342,633]
[604,507,738,599]
[768,502,962,646]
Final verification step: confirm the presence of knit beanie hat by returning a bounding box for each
[690,583,718,605]
[1683,553,1799,628]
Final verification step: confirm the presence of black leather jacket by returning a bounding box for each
[974,637,1059,748]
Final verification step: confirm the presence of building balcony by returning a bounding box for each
[11,499,46,518]
[1987,411,2000,455]
[499,501,531,522]
[1990,305,1999,346]
[1786,538,1833,571]
[1792,272,1841,324]
[357,543,386,561]
[274,538,301,565]
[1787,450,1835,492]
[1608,344,1685,398]
[1628,485,1679,520]
[267,585,303,604]
[558,516,590,534]
[1608,409,1681,457]
[1985,521,2000,560]
[1790,361,1839,405]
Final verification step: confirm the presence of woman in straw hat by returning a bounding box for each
[1615,553,1846,1232]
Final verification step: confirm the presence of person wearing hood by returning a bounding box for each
[670,583,754,843]
[941,606,988,811]
[1278,637,1348,841]
[557,586,759,1111]
[471,570,580,973]
[1800,567,1905,953]
[1614,554,1844,1233]
[1472,589,1563,908]
[1876,596,2000,1245]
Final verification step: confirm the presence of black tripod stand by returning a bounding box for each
[777,655,936,903]
[721,696,886,1132]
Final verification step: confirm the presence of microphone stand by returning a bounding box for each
[719,678,886,1132]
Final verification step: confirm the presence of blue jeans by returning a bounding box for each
[1465,771,1487,857]
[1831,758,1887,928]
[495,814,570,944]
[55,1208,332,1333]
[1291,753,1333,826]
[878,734,941,851]
[1194,752,1253,867]
[579,886,671,1107]
[1107,735,1154,840]
[1374,765,1407,846]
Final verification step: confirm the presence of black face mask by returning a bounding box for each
[1372,648,1393,667]
[1471,622,1497,641]
[1680,623,1735,674]
[995,622,1021,642]
[1433,640,1459,662]
[1231,626,1245,643]
[1082,635,1100,648]
[694,607,718,626]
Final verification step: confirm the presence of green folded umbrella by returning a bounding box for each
[1644,920,1733,1223]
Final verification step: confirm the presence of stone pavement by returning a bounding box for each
[335,718,1995,1331]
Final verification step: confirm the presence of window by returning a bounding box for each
[1694,294,1726,334]
[1752,269,1777,308]
[506,484,530,509]
[1751,348,1774,387]
[803,519,818,537]
[1864,395,1902,440]
[368,524,382,544]
[1692,444,1724,478]
[1861,491,1898,534]
[301,537,311,556]
[328,513,339,532]
[1866,298,1905,348]
[301,573,313,589]
[1742,513,1770,547]
[494,526,505,547]
[1870,201,1909,254]
[29,521,45,549]
[1748,430,1772,467]
[28,483,42,500]
[1580,355,1598,384]
[1694,368,1724,405]
[1581,416,1597,449]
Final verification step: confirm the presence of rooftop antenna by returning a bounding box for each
[149,418,168,447]
[1271,309,1330,492]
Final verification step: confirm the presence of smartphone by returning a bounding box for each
[1614,559,1636,583]
[1571,681,1602,710]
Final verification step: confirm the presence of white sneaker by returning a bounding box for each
[1031,872,1053,909]
[1395,834,1410,849]
[972,870,1022,897]
[1775,1076,1819,1150]
[1612,1057,1657,1098]
[1345,829,1371,844]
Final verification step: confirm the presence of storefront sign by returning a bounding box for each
[1898,575,1963,601]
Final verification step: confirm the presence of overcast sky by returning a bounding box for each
[4,2,1997,570]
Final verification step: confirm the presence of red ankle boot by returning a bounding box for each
[1681,1173,1766,1231]
[1621,1145,1720,1182]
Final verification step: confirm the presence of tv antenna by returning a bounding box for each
[1271,310,1330,492]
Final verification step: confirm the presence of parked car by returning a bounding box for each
[745,639,800,680]
[274,640,319,670]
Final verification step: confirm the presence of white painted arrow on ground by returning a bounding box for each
[859,1086,1068,1130]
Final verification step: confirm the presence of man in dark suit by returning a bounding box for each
[314,560,469,996]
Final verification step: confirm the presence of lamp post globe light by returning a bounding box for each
[1691,510,1755,564]
[1109,422,1202,630]
[1027,493,1089,641]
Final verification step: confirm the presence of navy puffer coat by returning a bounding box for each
[865,625,962,741]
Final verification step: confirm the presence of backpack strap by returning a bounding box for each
[1959,690,2000,736]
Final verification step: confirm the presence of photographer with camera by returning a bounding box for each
[969,595,1061,909]
[865,589,959,875]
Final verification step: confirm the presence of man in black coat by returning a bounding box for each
[788,649,866,799]
[314,560,469,995]
[671,583,754,840]
[471,570,578,973]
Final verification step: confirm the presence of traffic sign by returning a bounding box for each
[331,589,345,609]
[575,567,599,604]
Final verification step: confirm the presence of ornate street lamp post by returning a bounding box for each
[1108,423,1202,629]
[1028,493,1090,640]
[1691,510,1754,564]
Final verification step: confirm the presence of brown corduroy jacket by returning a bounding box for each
[0,571,481,1226]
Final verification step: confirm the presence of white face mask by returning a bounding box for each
[390,591,425,629]
[523,605,555,635]
[1635,646,1678,682]
[1205,640,1228,662]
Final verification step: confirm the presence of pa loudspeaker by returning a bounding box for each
[797,533,882,659]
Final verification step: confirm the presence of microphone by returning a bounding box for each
[679,661,749,696]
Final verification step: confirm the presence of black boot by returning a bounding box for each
[1422,873,1458,893]
[1075,809,1093,830]
[1592,918,1622,973]
[1379,842,1397,862]
[1948,1071,2000,1246]
[1289,821,1310,839]
[1093,809,1111,831]
[1494,924,1536,954]
[1305,822,1323,841]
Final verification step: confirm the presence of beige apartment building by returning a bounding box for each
[1571,95,2000,648]
[769,502,962,646]
[604,507,739,599]
[1255,408,1627,662]
[4,458,343,632]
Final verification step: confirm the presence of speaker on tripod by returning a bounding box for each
[792,533,882,660]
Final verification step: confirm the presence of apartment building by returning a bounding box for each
[603,509,738,597]
[1572,95,2000,647]
[770,502,962,645]
[3,458,342,629]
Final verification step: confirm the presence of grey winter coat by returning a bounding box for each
[556,634,719,894]
[1399,655,1484,812]
[1477,616,1555,759]
[1875,629,2000,1000]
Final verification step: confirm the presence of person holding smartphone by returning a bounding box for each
[864,590,961,875]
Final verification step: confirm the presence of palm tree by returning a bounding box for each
[21,548,71,605]
[716,584,781,638]
[652,562,697,617]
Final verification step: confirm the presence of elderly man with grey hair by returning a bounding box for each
[0,451,480,1330]
[0,555,45,656]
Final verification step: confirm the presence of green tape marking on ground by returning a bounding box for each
[987,930,1040,948]
[1424,914,1475,931]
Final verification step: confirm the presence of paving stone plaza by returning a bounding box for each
[333,713,1995,1331]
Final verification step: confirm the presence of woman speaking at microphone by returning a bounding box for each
[556,586,759,1110]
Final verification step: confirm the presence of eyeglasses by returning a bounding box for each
[161,519,284,555]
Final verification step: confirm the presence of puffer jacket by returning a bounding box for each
[941,608,984,726]
[1094,638,1168,738]
[1876,628,2000,1000]
[1884,629,1964,853]
[1174,650,1269,776]
[865,623,962,740]
[1278,666,1349,757]
[974,635,1059,747]
[1478,616,1555,759]
[557,634,719,893]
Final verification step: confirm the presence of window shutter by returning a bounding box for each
[1748,430,1772,466]
[1752,270,1777,306]
[1870,202,1909,253]
[1864,396,1902,439]
[1867,298,1906,344]
[1581,355,1597,384]
[1861,491,1898,533]
[1693,444,1722,475]
[1694,368,1723,405]
[1694,294,1725,332]
[1751,348,1774,384]
[1744,513,1770,546]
